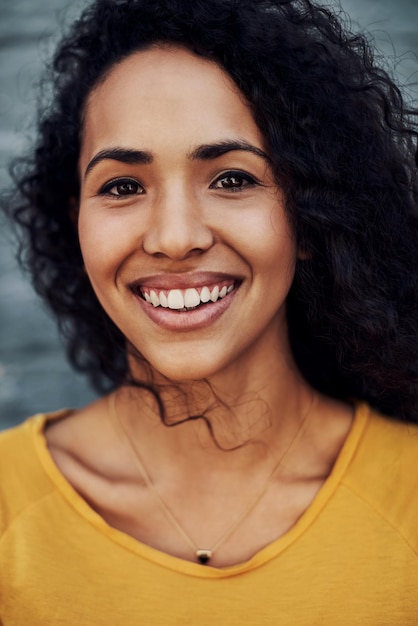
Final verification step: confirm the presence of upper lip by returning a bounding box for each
[128,271,242,292]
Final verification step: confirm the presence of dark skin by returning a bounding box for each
[46,47,353,568]
[47,392,352,567]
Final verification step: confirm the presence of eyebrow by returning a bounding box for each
[84,148,153,179]
[189,140,271,164]
[83,139,271,179]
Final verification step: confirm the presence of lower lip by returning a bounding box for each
[133,288,238,332]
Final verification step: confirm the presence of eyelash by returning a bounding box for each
[99,178,144,197]
[99,170,260,197]
[210,170,260,192]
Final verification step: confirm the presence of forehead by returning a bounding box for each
[81,46,266,160]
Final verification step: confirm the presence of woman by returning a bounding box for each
[1,0,418,622]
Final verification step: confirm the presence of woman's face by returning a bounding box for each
[78,46,298,382]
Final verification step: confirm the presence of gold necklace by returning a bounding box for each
[109,391,315,565]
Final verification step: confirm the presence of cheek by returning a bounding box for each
[77,210,130,279]
[262,235,297,294]
[236,207,297,276]
[78,220,105,279]
[77,212,129,320]
[269,203,298,271]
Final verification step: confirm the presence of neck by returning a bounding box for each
[116,351,314,468]
[107,379,317,566]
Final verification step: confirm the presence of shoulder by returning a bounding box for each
[0,412,68,537]
[0,415,42,478]
[343,403,418,552]
[351,404,418,473]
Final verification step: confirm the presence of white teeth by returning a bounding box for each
[200,286,211,303]
[143,283,235,309]
[167,289,185,309]
[150,290,160,307]
[184,288,200,308]
[210,285,219,302]
[159,291,168,307]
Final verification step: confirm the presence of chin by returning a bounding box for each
[130,348,232,386]
[156,361,221,384]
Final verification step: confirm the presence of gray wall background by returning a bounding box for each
[0,0,417,429]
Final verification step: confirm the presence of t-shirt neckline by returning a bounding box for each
[31,402,370,579]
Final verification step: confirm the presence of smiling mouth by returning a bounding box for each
[135,282,237,311]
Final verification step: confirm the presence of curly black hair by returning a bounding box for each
[4,0,418,422]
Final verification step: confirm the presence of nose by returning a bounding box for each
[142,186,214,259]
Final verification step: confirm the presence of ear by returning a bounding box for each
[297,247,311,261]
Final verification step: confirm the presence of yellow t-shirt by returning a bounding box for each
[0,403,417,625]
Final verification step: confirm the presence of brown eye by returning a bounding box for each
[101,178,144,196]
[114,181,141,195]
[211,171,258,192]
[219,176,244,188]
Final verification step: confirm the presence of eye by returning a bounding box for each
[210,170,259,192]
[100,178,144,197]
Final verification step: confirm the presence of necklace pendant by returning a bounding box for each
[196,549,212,565]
